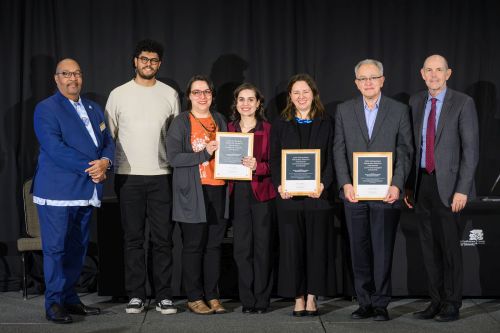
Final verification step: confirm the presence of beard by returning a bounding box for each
[136,66,157,80]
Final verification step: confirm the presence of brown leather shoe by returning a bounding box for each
[208,299,227,314]
[187,300,215,315]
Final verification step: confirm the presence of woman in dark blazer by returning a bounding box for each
[166,75,228,315]
[228,83,276,314]
[270,74,335,316]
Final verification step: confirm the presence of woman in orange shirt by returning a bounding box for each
[167,75,228,315]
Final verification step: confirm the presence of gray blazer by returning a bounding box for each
[166,110,228,223]
[409,88,479,206]
[334,95,413,193]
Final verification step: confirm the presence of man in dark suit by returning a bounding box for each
[334,59,413,321]
[405,54,479,322]
[33,58,114,323]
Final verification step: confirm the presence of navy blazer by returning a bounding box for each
[33,91,115,200]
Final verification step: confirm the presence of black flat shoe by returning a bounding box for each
[65,302,101,316]
[242,307,255,314]
[351,305,374,319]
[46,303,73,324]
[306,309,319,316]
[292,310,306,317]
[255,307,267,314]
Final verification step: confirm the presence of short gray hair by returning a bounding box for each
[354,59,384,77]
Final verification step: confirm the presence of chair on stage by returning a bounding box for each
[16,178,42,300]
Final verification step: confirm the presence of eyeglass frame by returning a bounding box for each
[355,75,383,83]
[55,71,83,78]
[136,56,161,65]
[191,89,213,97]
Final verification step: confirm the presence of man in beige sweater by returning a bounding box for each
[105,39,180,315]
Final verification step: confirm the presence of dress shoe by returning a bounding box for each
[255,307,267,314]
[208,299,227,314]
[242,307,255,314]
[373,307,390,321]
[434,304,459,322]
[187,300,215,315]
[46,303,73,324]
[351,305,374,319]
[413,302,441,320]
[65,302,101,316]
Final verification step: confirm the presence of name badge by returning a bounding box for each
[99,122,106,131]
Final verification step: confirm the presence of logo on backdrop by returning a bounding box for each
[460,229,486,247]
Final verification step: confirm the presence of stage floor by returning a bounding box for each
[0,292,499,332]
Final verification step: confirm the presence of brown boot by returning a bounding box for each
[208,299,227,314]
[187,300,215,315]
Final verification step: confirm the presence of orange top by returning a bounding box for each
[189,114,225,186]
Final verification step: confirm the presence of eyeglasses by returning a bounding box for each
[137,56,160,65]
[356,76,383,83]
[191,90,213,97]
[55,71,83,78]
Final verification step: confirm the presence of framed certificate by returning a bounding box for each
[353,152,392,200]
[281,149,321,196]
[214,132,254,180]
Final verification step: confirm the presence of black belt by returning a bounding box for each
[420,168,435,175]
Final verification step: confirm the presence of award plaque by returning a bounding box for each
[281,149,321,196]
[214,132,254,180]
[353,152,392,200]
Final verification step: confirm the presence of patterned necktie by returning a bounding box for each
[425,98,437,173]
[74,102,90,126]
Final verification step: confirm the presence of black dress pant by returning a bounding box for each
[232,182,274,309]
[415,172,463,308]
[343,199,400,308]
[178,185,227,302]
[276,197,335,298]
[115,174,174,302]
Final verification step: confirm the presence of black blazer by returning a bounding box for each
[270,114,334,200]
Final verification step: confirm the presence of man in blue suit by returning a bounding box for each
[32,58,115,323]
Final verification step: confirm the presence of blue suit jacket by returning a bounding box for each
[33,91,115,200]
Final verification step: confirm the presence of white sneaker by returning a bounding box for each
[156,299,177,315]
[126,298,145,314]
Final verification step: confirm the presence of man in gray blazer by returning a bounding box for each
[405,54,479,322]
[334,59,413,321]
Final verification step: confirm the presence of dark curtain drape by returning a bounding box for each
[1,0,499,291]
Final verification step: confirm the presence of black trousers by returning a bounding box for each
[178,185,227,302]
[343,199,400,308]
[415,171,463,308]
[276,197,335,298]
[115,174,174,302]
[232,182,275,309]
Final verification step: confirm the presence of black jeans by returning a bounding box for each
[178,185,227,302]
[115,174,174,302]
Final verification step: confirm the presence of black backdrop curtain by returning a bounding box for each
[1,0,499,291]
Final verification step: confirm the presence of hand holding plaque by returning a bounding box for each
[214,132,254,180]
[281,149,321,196]
[353,152,392,200]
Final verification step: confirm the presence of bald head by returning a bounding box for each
[423,54,449,70]
[420,54,452,96]
[54,58,82,101]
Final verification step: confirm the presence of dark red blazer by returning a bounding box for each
[227,120,276,202]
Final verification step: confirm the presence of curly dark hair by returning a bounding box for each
[132,39,164,68]
[185,75,216,111]
[230,83,266,122]
[281,73,325,121]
